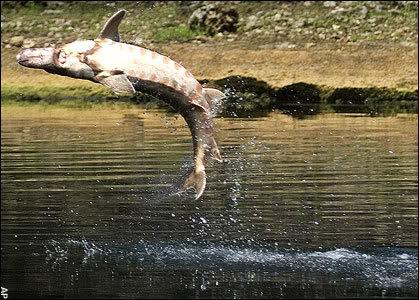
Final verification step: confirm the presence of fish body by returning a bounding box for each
[16,10,224,199]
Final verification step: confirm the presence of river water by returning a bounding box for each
[1,106,417,298]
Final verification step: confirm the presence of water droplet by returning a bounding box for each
[200,217,207,224]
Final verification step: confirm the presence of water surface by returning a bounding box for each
[1,106,417,298]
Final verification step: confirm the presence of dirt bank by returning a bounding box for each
[2,1,417,91]
[2,42,418,91]
[159,42,418,90]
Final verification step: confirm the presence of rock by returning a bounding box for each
[275,42,297,49]
[1,15,5,21]
[332,24,340,30]
[359,6,368,19]
[23,39,36,48]
[188,4,239,36]
[294,20,306,28]
[244,15,259,30]
[330,7,350,15]
[46,1,66,7]
[258,44,275,50]
[274,25,286,33]
[323,1,337,8]
[41,9,63,15]
[194,35,210,42]
[373,3,383,12]
[400,41,415,47]
[273,13,282,22]
[179,1,204,15]
[132,37,145,46]
[342,1,356,7]
[10,36,24,47]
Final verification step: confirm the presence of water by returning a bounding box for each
[1,106,417,298]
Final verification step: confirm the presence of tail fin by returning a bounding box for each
[179,169,206,200]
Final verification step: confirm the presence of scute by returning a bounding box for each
[66,40,96,54]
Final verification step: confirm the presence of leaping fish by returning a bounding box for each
[16,10,225,199]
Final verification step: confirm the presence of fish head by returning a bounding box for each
[16,9,127,81]
[16,40,97,80]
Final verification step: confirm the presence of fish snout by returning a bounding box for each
[16,47,55,68]
[16,50,30,65]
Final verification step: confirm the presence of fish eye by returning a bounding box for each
[58,50,67,64]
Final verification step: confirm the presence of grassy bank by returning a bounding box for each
[1,1,417,117]
[1,1,417,47]
[2,78,417,118]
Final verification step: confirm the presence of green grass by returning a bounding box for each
[154,25,203,42]
[0,84,170,110]
[1,84,113,102]
[1,1,417,44]
[2,80,417,117]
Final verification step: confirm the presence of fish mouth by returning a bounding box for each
[16,53,29,64]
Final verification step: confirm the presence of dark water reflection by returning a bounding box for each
[1,106,417,298]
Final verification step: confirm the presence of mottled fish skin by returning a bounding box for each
[85,39,221,196]
[86,38,210,111]
[15,10,224,199]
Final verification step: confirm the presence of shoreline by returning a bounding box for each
[1,39,417,118]
[2,78,417,118]
[2,43,418,91]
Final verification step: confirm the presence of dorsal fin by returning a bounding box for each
[97,9,126,42]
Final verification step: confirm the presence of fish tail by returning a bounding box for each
[179,169,206,200]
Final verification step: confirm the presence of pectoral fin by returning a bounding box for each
[203,88,225,115]
[96,72,135,95]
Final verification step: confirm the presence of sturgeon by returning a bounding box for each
[16,10,225,199]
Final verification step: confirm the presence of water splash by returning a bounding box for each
[43,239,417,289]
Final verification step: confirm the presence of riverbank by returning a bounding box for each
[1,1,417,117]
